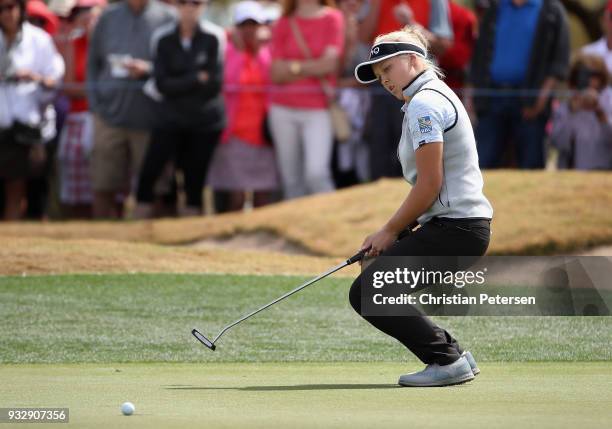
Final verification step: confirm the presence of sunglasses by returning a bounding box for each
[0,3,17,13]
[177,0,205,6]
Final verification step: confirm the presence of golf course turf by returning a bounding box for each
[2,362,610,428]
[1,273,610,428]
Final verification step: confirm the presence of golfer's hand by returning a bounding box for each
[361,227,397,258]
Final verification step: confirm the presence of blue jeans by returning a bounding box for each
[475,96,547,169]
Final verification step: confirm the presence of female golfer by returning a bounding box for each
[351,26,493,387]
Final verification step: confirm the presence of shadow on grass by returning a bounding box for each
[163,384,400,391]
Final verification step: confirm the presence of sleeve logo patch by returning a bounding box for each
[418,116,433,134]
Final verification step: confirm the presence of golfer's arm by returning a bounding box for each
[383,142,443,235]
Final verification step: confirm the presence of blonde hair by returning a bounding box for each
[374,25,444,78]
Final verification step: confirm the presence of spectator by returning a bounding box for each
[57,0,106,219]
[0,0,65,220]
[358,0,453,180]
[24,0,62,220]
[551,53,612,170]
[581,0,612,74]
[334,0,370,185]
[438,0,477,92]
[86,0,174,218]
[359,0,453,53]
[467,0,570,169]
[134,0,225,218]
[207,1,279,212]
[268,0,344,199]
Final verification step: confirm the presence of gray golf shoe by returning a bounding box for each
[462,351,480,376]
[398,356,475,387]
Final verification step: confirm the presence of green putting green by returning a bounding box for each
[1,363,610,428]
[1,274,611,428]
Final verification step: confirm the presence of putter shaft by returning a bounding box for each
[194,249,367,349]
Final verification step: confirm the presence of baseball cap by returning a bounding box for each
[233,1,266,25]
[26,0,59,35]
[354,42,427,84]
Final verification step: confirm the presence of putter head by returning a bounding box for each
[192,328,216,351]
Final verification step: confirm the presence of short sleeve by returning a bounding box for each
[406,91,453,151]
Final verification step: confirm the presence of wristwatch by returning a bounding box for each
[289,61,302,76]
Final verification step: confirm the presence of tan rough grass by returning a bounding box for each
[0,236,359,277]
[1,171,611,261]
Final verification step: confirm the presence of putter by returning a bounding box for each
[192,249,367,351]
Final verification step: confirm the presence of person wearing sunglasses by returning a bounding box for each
[135,0,225,217]
[0,0,64,219]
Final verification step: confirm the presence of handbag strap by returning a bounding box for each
[289,17,334,100]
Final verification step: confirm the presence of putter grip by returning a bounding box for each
[346,249,368,265]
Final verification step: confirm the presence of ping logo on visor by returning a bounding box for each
[355,42,427,84]
[368,43,425,61]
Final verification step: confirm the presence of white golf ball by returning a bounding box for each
[121,402,135,416]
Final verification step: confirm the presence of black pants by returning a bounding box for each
[349,217,491,365]
[137,128,220,208]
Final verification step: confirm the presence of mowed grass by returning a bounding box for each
[1,362,610,429]
[1,273,610,363]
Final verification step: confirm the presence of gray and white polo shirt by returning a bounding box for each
[397,69,493,225]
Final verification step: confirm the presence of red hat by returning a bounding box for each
[26,0,59,35]
[608,0,612,13]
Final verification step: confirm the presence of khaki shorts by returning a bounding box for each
[91,114,150,192]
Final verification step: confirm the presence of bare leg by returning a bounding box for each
[228,191,246,212]
[4,179,26,220]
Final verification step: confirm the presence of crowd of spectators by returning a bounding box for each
[0,0,611,220]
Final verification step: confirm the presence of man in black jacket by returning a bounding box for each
[135,0,225,217]
[466,0,570,169]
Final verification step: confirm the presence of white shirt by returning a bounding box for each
[0,23,65,129]
[581,38,612,74]
[397,69,493,225]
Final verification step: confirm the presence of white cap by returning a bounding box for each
[233,1,266,25]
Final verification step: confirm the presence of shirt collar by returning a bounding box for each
[401,69,437,110]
